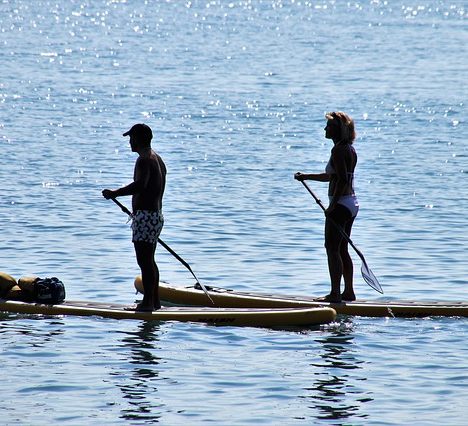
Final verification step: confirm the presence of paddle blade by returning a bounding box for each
[361,261,383,294]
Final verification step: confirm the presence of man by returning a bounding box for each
[103,123,166,311]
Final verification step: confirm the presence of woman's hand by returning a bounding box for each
[294,172,304,181]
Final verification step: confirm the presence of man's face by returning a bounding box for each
[129,134,139,152]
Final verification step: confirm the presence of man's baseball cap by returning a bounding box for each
[122,123,153,140]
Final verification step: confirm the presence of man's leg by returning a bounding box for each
[134,241,160,311]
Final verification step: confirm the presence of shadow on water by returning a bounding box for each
[302,322,371,423]
[113,321,166,424]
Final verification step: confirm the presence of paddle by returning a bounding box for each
[299,180,383,294]
[109,197,215,305]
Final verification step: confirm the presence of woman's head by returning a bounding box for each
[325,111,356,144]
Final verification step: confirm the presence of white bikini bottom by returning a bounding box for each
[330,195,359,218]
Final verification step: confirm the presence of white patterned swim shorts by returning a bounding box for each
[131,210,164,244]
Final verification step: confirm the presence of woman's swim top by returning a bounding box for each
[326,144,359,217]
[325,144,356,192]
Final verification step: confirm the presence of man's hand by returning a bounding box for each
[102,189,116,199]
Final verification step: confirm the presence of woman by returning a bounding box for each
[295,111,359,303]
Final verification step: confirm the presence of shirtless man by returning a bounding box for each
[103,123,166,311]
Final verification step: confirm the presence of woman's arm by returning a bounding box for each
[294,172,330,182]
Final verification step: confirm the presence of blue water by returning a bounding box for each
[1,1,467,424]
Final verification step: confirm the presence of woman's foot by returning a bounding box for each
[341,292,356,302]
[315,293,342,303]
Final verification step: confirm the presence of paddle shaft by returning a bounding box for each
[109,197,215,304]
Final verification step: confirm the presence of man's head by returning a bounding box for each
[123,123,153,148]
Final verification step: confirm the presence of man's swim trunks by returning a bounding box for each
[131,210,164,244]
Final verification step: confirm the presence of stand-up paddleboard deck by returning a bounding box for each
[157,282,468,318]
[0,298,336,328]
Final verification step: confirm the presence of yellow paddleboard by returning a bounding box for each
[140,279,468,318]
[0,298,336,328]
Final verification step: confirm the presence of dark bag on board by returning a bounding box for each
[34,277,66,304]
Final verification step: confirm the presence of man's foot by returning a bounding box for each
[135,302,154,312]
[341,292,356,302]
[315,294,342,303]
[125,303,153,312]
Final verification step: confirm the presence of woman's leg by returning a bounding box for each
[324,205,353,303]
[325,215,344,302]
[341,217,356,301]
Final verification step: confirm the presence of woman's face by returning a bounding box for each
[324,119,340,140]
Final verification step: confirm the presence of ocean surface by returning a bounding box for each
[1,0,466,424]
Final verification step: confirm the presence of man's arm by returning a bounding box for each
[102,158,150,199]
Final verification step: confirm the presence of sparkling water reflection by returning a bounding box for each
[1,0,467,424]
